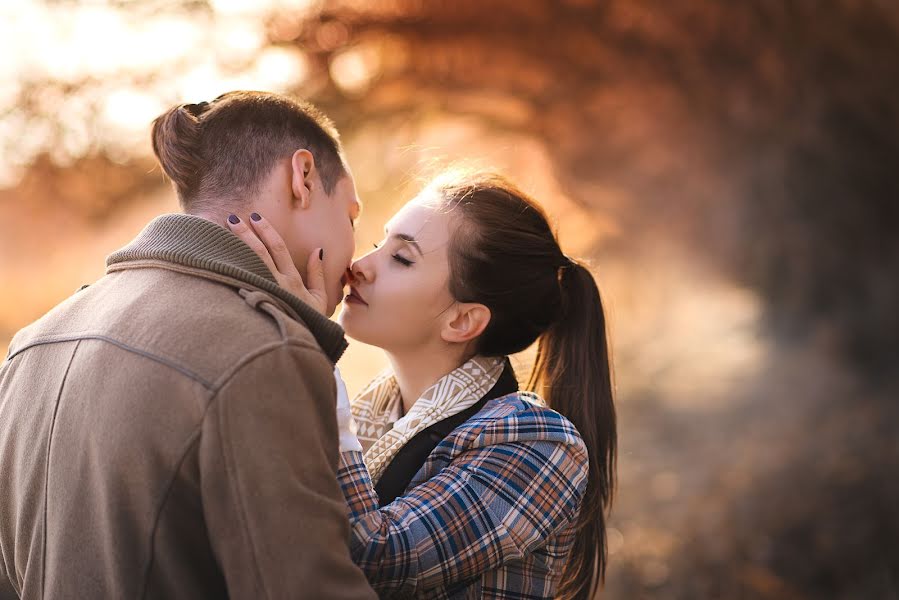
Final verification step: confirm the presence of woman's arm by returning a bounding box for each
[336,413,589,597]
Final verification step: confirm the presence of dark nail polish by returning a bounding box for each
[319,248,324,260]
[250,212,261,222]
[228,214,239,224]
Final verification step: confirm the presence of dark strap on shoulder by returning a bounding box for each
[374,359,519,507]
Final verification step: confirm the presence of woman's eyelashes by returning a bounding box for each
[372,242,414,267]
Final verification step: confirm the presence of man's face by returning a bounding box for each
[287,173,361,316]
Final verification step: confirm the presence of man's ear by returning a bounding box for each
[440,302,492,345]
[290,149,316,209]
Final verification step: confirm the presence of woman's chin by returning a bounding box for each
[337,307,362,337]
[338,319,382,348]
[342,326,375,346]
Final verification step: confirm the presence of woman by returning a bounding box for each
[232,171,616,599]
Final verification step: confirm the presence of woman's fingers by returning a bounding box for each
[226,212,328,315]
[227,214,278,276]
[248,213,297,277]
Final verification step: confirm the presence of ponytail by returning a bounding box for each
[433,170,618,598]
[150,92,349,210]
[528,260,617,600]
[151,103,205,201]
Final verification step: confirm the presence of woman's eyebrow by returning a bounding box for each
[384,229,424,257]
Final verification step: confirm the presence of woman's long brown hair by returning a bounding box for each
[434,171,617,599]
[529,262,616,599]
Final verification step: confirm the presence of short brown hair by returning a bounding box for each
[151,91,347,211]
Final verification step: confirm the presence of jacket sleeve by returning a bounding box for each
[199,342,376,600]
[336,428,589,596]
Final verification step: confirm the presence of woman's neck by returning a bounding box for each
[387,346,471,414]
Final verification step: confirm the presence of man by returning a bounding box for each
[0,91,375,599]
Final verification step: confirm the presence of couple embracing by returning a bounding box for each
[0,91,616,600]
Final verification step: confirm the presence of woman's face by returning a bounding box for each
[338,192,457,352]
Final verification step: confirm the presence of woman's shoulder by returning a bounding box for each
[461,392,586,452]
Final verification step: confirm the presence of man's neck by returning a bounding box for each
[188,209,235,227]
[387,345,471,414]
[187,195,274,227]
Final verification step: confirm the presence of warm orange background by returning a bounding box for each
[2,2,897,598]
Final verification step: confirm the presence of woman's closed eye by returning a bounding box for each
[372,242,415,267]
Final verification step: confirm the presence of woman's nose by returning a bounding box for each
[350,256,372,282]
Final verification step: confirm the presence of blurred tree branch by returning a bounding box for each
[3,0,898,372]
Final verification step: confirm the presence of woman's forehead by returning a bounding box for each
[386,197,452,243]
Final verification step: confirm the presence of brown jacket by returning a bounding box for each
[0,214,376,600]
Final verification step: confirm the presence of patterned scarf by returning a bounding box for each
[351,355,506,484]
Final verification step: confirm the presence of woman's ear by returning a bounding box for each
[290,149,316,208]
[440,302,492,344]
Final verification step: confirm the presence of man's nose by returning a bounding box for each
[341,268,355,286]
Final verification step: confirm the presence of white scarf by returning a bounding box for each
[351,355,505,484]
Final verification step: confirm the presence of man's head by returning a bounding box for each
[151,91,360,316]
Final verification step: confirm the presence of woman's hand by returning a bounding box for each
[227,212,328,315]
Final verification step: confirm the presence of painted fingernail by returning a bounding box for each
[319,248,324,260]
[228,214,240,224]
[250,212,261,222]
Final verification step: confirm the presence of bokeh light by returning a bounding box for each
[2,2,897,598]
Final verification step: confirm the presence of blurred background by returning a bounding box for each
[1,0,897,598]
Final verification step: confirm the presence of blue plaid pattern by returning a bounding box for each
[338,393,589,599]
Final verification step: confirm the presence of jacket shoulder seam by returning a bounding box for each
[6,334,216,389]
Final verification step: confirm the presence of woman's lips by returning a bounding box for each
[345,286,368,306]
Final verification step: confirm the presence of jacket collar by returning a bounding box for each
[106,213,348,363]
[352,355,507,483]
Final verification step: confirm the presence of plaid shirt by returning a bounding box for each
[338,393,589,599]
